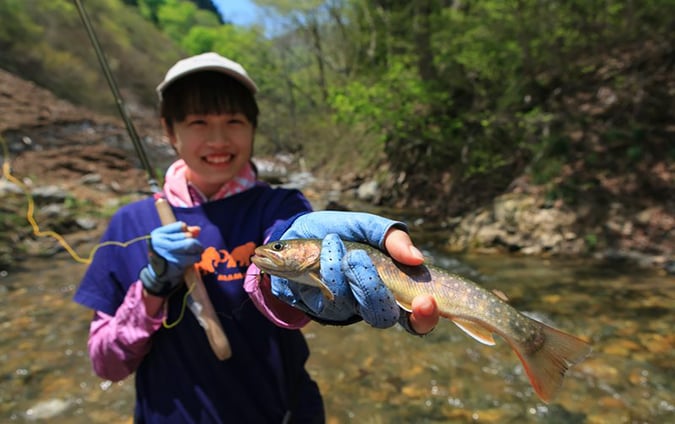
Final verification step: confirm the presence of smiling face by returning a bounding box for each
[160,71,259,197]
[166,112,253,197]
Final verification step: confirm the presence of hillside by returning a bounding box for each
[0,67,166,269]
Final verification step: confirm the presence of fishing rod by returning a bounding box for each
[73,0,159,193]
[73,0,231,360]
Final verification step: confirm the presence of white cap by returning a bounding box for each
[156,52,258,99]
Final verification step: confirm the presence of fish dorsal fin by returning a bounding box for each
[309,273,335,301]
[452,318,496,346]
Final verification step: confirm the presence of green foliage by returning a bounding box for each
[157,0,199,41]
[326,0,673,199]
[584,233,598,252]
[180,26,220,53]
[1,0,671,206]
[0,0,42,48]
[0,0,182,112]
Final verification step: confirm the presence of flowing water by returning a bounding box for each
[1,239,673,423]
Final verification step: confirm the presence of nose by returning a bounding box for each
[207,123,230,146]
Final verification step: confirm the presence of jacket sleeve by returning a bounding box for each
[243,264,310,329]
[87,281,164,381]
[243,190,313,328]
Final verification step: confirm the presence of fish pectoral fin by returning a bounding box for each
[491,289,510,302]
[452,318,496,346]
[308,273,335,301]
[395,300,412,313]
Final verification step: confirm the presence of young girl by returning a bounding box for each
[74,52,438,423]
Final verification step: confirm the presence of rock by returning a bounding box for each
[252,156,289,183]
[31,186,69,203]
[79,173,102,185]
[356,180,381,203]
[475,225,506,246]
[0,179,24,195]
[75,217,98,230]
[39,204,66,218]
[25,398,71,421]
[283,171,315,190]
[664,260,675,275]
[446,192,584,255]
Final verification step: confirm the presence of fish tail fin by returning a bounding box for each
[514,323,592,403]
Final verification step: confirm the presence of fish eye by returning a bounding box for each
[272,242,284,251]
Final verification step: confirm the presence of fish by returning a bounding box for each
[251,238,593,403]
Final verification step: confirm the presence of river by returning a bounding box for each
[1,229,674,423]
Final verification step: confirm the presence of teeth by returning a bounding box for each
[205,155,232,164]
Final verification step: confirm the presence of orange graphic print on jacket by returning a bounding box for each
[196,241,256,282]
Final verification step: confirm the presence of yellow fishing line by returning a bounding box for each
[1,135,149,264]
[162,280,196,328]
[1,135,191,327]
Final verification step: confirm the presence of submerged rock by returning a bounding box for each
[25,398,71,421]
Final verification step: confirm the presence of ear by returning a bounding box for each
[160,118,177,147]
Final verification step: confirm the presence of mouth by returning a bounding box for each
[203,153,233,165]
[251,253,282,272]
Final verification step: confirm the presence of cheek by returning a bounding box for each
[169,139,182,155]
[244,129,255,150]
[235,132,254,156]
[169,131,190,154]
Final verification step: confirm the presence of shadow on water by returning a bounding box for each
[1,242,673,422]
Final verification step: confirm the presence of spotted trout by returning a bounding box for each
[252,239,592,403]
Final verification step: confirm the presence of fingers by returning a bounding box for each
[153,234,203,254]
[186,225,201,237]
[409,295,439,335]
[153,222,200,237]
[150,222,204,264]
[383,228,425,266]
[342,249,399,328]
[270,276,296,302]
[319,234,349,296]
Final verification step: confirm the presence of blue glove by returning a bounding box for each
[139,222,204,297]
[270,211,407,328]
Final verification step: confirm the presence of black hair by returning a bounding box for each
[160,71,259,131]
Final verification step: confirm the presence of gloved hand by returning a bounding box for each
[139,222,204,297]
[270,211,407,328]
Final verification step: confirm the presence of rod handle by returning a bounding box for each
[155,197,232,360]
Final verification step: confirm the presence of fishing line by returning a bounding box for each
[1,135,149,264]
[1,135,189,328]
[71,1,226,341]
[162,282,196,328]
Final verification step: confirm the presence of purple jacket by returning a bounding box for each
[74,185,324,423]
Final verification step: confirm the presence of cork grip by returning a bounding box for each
[155,197,232,360]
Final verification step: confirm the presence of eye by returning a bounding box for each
[227,113,249,125]
[272,242,284,251]
[185,114,207,126]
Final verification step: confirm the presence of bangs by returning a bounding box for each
[160,71,259,127]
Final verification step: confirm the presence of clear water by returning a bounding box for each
[1,248,673,423]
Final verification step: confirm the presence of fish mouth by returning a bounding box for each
[251,249,285,273]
